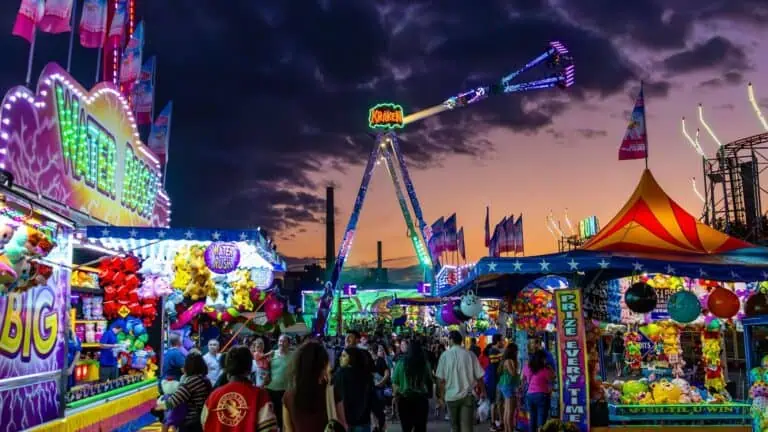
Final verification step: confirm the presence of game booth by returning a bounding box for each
[0,63,173,431]
[440,169,768,432]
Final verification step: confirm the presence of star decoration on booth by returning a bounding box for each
[184,230,194,239]
[731,270,741,280]
[567,259,579,270]
[762,271,768,280]
[129,229,138,238]
[512,261,523,272]
[239,232,248,241]
[487,262,497,272]
[633,261,644,272]
[598,259,610,269]
[539,260,550,272]
[212,231,221,240]
[699,268,708,277]
[157,230,167,239]
[101,228,110,237]
[665,264,676,275]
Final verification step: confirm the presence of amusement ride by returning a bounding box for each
[313,41,575,334]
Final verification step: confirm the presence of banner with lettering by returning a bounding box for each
[583,280,622,324]
[0,229,71,431]
[554,289,590,432]
[0,63,170,227]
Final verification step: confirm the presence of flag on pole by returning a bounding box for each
[618,84,648,160]
[503,215,516,254]
[514,215,524,254]
[79,0,107,48]
[107,0,127,46]
[39,0,73,34]
[428,217,445,257]
[119,21,144,87]
[12,0,44,43]
[133,56,155,124]
[491,216,507,257]
[444,213,458,252]
[484,206,490,248]
[148,101,172,165]
[457,227,466,261]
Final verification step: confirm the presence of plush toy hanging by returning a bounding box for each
[440,302,460,325]
[701,317,728,395]
[659,321,685,377]
[624,331,642,373]
[460,291,483,318]
[99,256,158,327]
[585,320,604,401]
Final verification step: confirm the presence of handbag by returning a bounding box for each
[325,384,346,432]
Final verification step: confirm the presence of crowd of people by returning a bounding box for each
[151,329,558,432]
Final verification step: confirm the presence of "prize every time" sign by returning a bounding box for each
[554,289,590,432]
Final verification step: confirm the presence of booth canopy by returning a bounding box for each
[441,170,768,297]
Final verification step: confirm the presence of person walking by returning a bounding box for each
[611,333,625,378]
[436,331,486,432]
[499,343,520,432]
[283,341,347,431]
[160,352,213,432]
[334,347,383,432]
[203,340,222,384]
[267,335,291,430]
[484,334,504,431]
[202,345,278,431]
[522,350,555,432]
[392,339,433,432]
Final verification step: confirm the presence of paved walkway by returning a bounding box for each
[139,420,494,431]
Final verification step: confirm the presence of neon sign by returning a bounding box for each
[368,103,404,129]
[0,287,58,361]
[578,216,599,240]
[0,63,170,227]
[55,82,159,219]
[204,242,241,274]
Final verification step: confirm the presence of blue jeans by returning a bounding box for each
[349,426,371,432]
[526,393,550,432]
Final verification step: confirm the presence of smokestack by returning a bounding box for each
[325,186,335,274]
[377,241,383,270]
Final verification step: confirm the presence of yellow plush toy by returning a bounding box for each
[651,380,682,404]
[230,269,255,311]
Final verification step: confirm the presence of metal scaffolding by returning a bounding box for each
[703,132,768,243]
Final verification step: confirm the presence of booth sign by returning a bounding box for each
[554,288,590,432]
[0,63,170,227]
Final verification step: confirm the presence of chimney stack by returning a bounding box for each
[325,186,335,274]
[377,241,383,270]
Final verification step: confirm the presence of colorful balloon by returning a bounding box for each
[625,282,657,314]
[265,296,284,323]
[746,293,768,317]
[707,286,740,319]
[667,291,700,323]
[441,303,460,325]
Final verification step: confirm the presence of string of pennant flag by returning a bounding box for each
[11,0,173,165]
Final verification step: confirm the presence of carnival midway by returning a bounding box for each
[2,2,768,432]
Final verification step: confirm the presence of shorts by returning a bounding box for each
[99,365,118,382]
[500,384,517,399]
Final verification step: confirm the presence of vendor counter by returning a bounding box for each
[28,378,158,432]
[597,402,751,432]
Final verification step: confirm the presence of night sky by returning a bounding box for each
[1,1,767,267]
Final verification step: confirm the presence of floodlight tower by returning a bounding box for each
[313,41,576,335]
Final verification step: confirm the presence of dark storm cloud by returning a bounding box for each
[698,71,744,88]
[576,128,608,139]
[662,37,748,74]
[1,0,762,237]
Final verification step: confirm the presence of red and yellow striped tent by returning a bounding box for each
[582,169,752,255]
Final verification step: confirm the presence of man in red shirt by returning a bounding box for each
[202,345,278,431]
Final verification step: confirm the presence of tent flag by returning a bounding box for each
[618,83,648,161]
